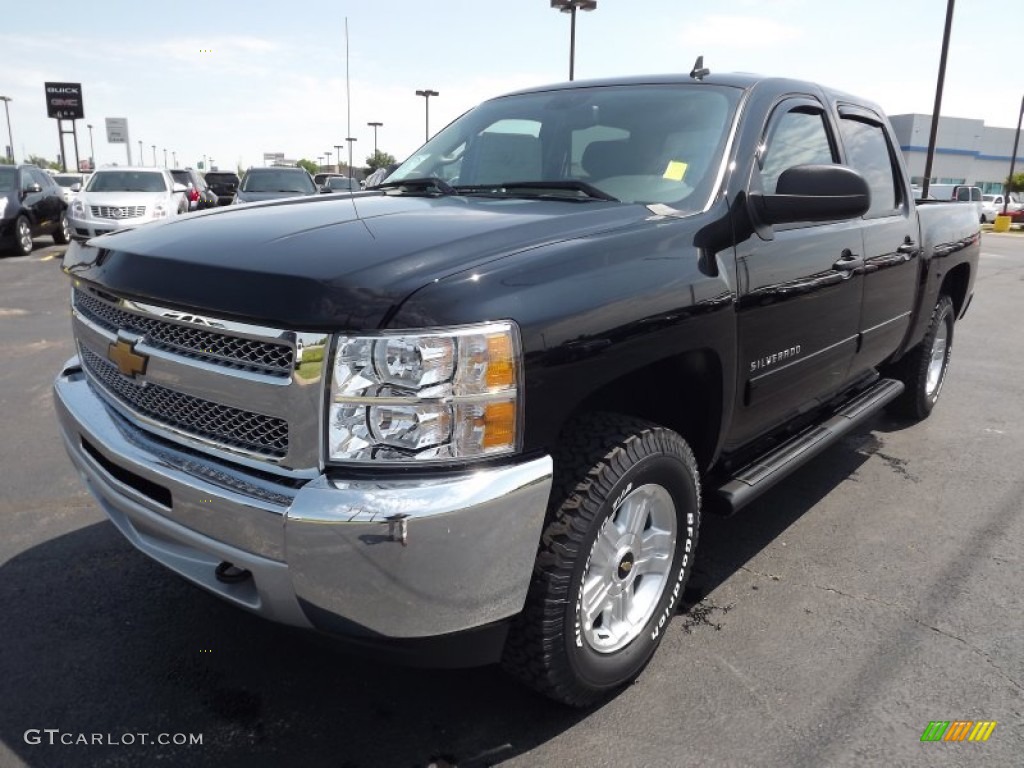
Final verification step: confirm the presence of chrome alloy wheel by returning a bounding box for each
[925,320,949,399]
[17,218,31,254]
[580,484,677,653]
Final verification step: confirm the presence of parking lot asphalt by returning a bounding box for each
[0,235,1021,768]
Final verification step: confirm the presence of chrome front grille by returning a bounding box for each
[91,205,146,219]
[74,288,294,377]
[80,346,289,458]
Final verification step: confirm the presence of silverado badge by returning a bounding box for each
[107,337,148,378]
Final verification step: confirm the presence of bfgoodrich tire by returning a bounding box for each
[888,294,955,420]
[502,413,701,707]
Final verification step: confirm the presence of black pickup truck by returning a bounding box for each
[55,73,979,707]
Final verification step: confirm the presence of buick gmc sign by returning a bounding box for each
[45,82,84,120]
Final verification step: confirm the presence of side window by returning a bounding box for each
[30,169,52,189]
[759,106,836,194]
[839,116,899,216]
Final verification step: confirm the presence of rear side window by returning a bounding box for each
[839,117,899,216]
[759,107,836,194]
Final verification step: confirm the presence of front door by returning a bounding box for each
[730,98,865,449]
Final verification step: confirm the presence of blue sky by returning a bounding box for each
[3,0,1021,172]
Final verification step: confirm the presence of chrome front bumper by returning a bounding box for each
[54,357,553,641]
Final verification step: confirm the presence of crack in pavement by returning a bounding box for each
[737,565,1024,693]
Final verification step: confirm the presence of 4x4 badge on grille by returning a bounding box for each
[107,337,148,378]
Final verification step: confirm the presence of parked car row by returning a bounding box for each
[4,159,400,254]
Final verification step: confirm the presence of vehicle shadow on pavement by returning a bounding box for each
[681,418,883,610]
[0,520,591,768]
[0,420,887,768]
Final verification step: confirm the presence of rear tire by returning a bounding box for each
[888,294,955,420]
[502,413,701,707]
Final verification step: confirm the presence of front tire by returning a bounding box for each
[502,413,701,707]
[53,211,70,245]
[14,216,33,255]
[888,294,955,420]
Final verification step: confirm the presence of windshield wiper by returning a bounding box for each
[454,180,618,202]
[375,177,457,196]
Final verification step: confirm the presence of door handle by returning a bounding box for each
[833,251,864,272]
[896,240,919,256]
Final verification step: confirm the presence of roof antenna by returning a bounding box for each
[690,55,710,81]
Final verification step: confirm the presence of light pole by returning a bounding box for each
[550,0,596,81]
[325,151,332,173]
[138,140,144,166]
[922,0,954,199]
[415,90,438,142]
[367,121,383,156]
[0,96,13,162]
[1003,94,1023,216]
[172,150,177,167]
[163,148,167,167]
[151,145,156,166]
[86,123,95,169]
[345,137,357,177]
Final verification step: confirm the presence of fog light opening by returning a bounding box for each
[215,562,252,584]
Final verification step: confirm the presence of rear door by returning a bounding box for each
[731,97,865,448]
[836,106,920,373]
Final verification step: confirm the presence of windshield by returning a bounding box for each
[387,83,741,210]
[326,177,357,190]
[54,175,84,187]
[241,169,315,193]
[86,171,168,193]
[0,167,15,189]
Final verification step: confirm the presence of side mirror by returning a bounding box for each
[172,183,188,193]
[751,164,870,225]
[70,183,82,192]
[25,182,43,194]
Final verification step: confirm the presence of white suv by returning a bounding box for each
[69,167,188,241]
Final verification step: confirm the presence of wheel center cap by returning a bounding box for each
[617,552,635,580]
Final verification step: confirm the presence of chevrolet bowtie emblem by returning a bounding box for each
[107,337,148,378]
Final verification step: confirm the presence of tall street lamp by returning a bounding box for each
[550,0,597,81]
[0,95,12,162]
[151,145,157,166]
[367,121,383,156]
[138,140,144,166]
[1003,94,1024,216]
[86,123,95,169]
[415,90,439,143]
[172,150,177,167]
[334,143,344,173]
[345,137,357,177]
[325,151,332,172]
[163,148,167,167]
[0,96,12,162]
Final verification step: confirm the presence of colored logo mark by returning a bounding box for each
[920,721,997,742]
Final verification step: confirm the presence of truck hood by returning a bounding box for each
[63,192,647,330]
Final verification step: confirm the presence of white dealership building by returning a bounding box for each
[889,113,1022,194]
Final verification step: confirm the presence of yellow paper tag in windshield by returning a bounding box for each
[663,161,688,181]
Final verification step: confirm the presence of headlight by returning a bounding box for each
[328,321,521,463]
[71,199,84,216]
